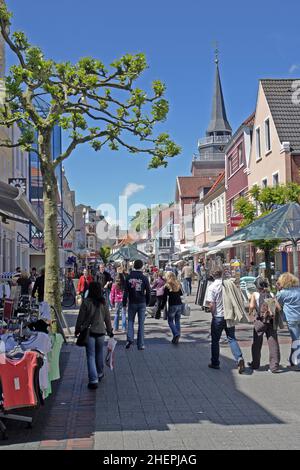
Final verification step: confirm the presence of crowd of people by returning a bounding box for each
[73,259,300,389]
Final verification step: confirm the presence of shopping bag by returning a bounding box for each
[76,294,82,307]
[105,337,117,370]
[182,303,191,317]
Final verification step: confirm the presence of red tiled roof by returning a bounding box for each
[243,111,255,127]
[206,171,225,197]
[176,176,214,198]
[113,235,134,248]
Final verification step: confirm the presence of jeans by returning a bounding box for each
[85,334,105,384]
[211,316,243,366]
[287,320,300,366]
[167,304,182,338]
[104,289,112,308]
[183,278,192,295]
[113,302,127,331]
[127,303,146,348]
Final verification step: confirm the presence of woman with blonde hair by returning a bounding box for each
[161,271,183,344]
[276,272,300,368]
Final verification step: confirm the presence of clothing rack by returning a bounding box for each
[0,412,32,439]
[0,317,45,439]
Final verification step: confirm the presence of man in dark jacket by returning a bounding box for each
[31,268,45,303]
[95,264,113,307]
[123,259,150,350]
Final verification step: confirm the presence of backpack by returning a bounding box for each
[256,292,274,322]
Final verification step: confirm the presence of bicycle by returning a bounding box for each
[61,290,76,308]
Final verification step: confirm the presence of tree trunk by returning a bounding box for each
[264,248,272,288]
[39,133,61,320]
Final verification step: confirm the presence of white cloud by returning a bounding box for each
[289,64,300,74]
[122,183,145,198]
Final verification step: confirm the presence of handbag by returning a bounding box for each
[76,325,91,347]
[182,303,191,317]
[76,304,97,347]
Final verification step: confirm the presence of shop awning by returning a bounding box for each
[206,240,247,256]
[0,180,43,232]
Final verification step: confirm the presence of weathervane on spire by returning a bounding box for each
[214,41,219,65]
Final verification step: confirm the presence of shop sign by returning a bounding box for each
[230,215,243,227]
[210,223,225,237]
[8,178,27,194]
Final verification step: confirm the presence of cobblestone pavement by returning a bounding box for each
[1,294,300,450]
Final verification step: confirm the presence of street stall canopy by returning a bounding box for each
[108,244,149,263]
[0,180,43,231]
[222,203,300,244]
[221,203,300,273]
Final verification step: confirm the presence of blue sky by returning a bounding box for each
[5,0,300,222]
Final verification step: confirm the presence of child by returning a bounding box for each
[110,274,127,332]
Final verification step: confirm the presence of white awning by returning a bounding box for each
[0,180,43,232]
[206,240,247,256]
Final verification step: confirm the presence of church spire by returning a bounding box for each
[206,49,231,135]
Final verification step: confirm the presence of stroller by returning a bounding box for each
[146,289,157,317]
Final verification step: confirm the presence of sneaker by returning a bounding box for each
[87,383,98,390]
[238,358,245,374]
[98,373,104,381]
[125,340,133,349]
[268,368,281,374]
[208,363,220,370]
[138,345,145,350]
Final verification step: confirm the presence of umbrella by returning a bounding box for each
[223,203,300,274]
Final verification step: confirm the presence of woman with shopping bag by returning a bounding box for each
[75,282,114,389]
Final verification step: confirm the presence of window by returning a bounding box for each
[256,127,261,160]
[262,178,268,188]
[159,238,171,248]
[166,223,173,234]
[220,197,224,223]
[217,200,220,223]
[229,199,234,216]
[206,207,210,230]
[273,173,279,187]
[265,118,271,152]
[238,143,243,166]
[212,203,216,224]
[228,157,232,176]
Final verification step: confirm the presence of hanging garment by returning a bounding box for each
[0,351,39,410]
[0,334,18,353]
[44,333,64,399]
[21,333,51,393]
[48,333,63,382]
[39,302,51,322]
[28,319,49,334]
[222,279,249,327]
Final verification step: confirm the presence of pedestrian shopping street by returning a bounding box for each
[1,295,300,451]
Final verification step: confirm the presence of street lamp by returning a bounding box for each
[82,207,88,268]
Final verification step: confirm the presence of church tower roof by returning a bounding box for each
[206,52,231,135]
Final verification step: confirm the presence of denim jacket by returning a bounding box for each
[276,287,300,323]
